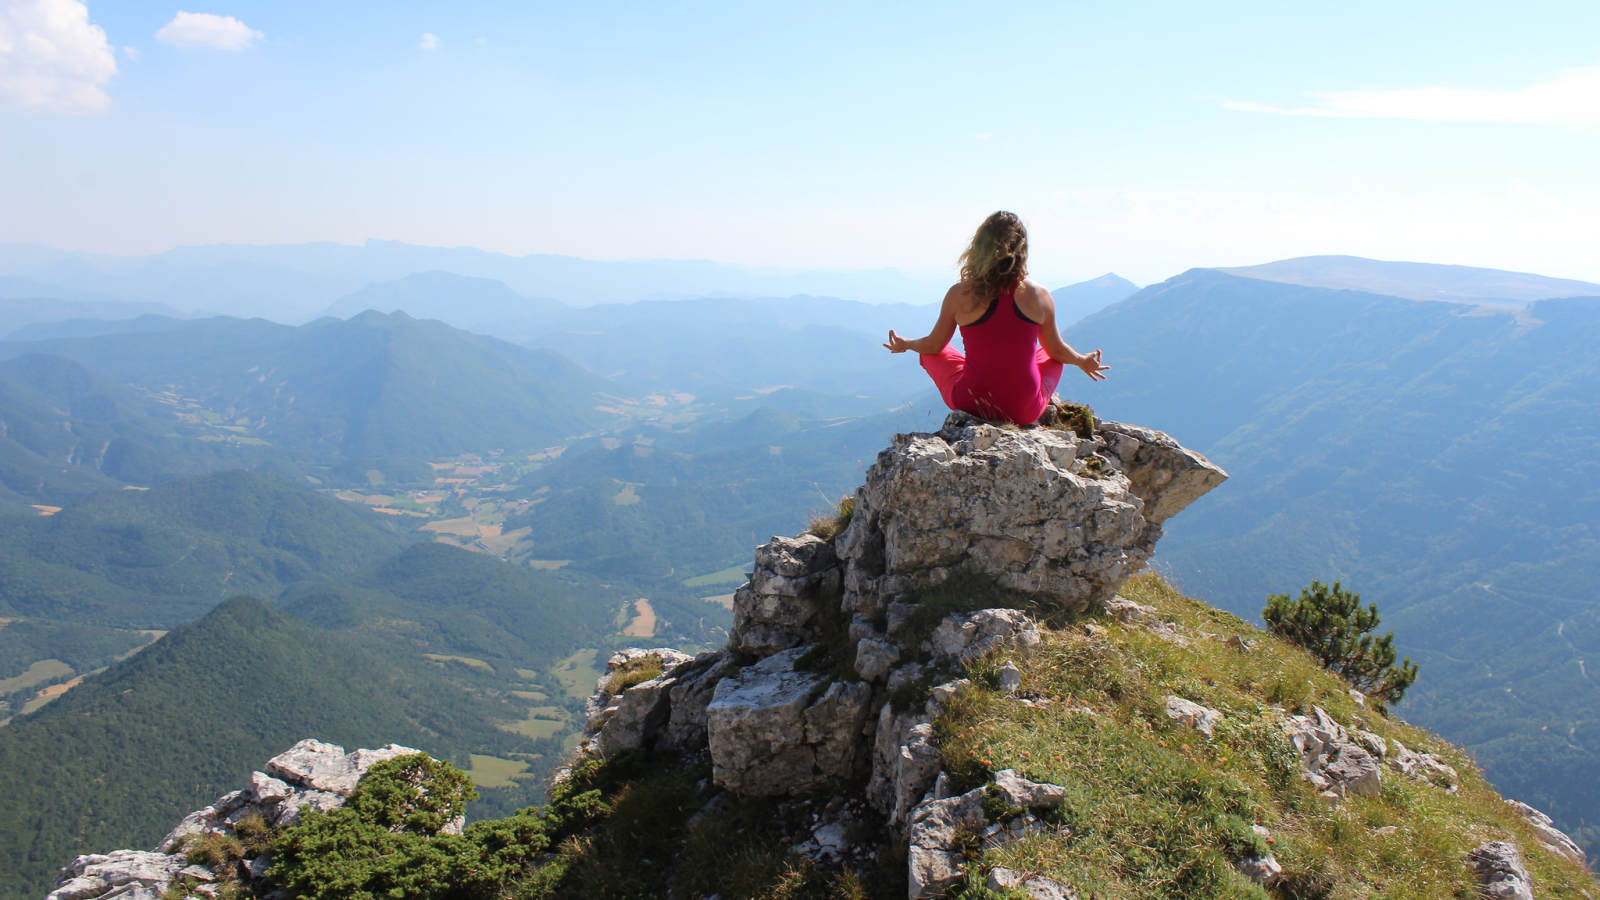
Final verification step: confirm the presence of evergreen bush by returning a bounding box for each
[1262,580,1418,708]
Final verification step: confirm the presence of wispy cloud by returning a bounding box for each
[0,0,117,113]
[419,33,439,50]
[155,11,263,50]
[1225,66,1600,128]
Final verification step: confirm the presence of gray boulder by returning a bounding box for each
[265,739,419,798]
[834,414,1225,619]
[729,535,840,654]
[1507,799,1585,864]
[1284,707,1382,799]
[1387,739,1459,792]
[1164,696,1223,737]
[1467,841,1534,900]
[907,787,988,899]
[929,608,1042,665]
[46,851,211,900]
[987,867,1079,900]
[992,769,1067,808]
[706,648,873,795]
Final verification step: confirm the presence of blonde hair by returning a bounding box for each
[958,211,1028,302]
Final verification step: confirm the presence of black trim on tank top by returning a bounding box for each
[1012,299,1040,325]
[970,296,999,326]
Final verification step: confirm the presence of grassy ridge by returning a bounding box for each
[938,573,1595,899]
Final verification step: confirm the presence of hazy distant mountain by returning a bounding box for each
[321,270,566,328]
[5,314,198,342]
[0,240,950,320]
[1220,255,1600,305]
[1066,268,1600,849]
[1050,273,1139,326]
[480,295,938,399]
[0,311,618,459]
[0,295,188,338]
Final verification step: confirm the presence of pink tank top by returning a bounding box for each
[952,283,1050,425]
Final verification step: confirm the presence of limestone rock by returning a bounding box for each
[992,769,1067,808]
[730,535,840,654]
[1164,696,1223,737]
[706,648,872,795]
[929,608,1041,665]
[1236,855,1283,886]
[249,772,291,806]
[854,636,901,683]
[1103,594,1155,624]
[1096,420,1229,526]
[1284,707,1381,798]
[891,723,943,825]
[1387,739,1459,792]
[47,851,212,900]
[265,739,419,798]
[988,866,1080,900]
[1507,799,1585,864]
[1467,841,1534,900]
[834,414,1225,618]
[998,661,1023,693]
[907,787,988,899]
[658,652,728,750]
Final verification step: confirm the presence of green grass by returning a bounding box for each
[423,653,494,671]
[683,565,752,588]
[466,754,531,789]
[933,573,1598,899]
[553,649,603,699]
[0,659,72,694]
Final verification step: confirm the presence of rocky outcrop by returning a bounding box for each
[1164,695,1223,737]
[831,414,1226,622]
[1468,841,1535,900]
[907,770,1071,899]
[46,741,439,900]
[1283,706,1382,800]
[705,647,875,795]
[562,412,1226,892]
[1508,799,1586,864]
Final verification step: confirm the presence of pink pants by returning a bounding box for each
[919,346,1064,425]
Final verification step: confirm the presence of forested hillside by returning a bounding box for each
[0,311,618,458]
[0,469,405,627]
[1066,269,1600,851]
[0,598,560,900]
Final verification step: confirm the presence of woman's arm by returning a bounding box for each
[883,285,961,354]
[1027,282,1111,381]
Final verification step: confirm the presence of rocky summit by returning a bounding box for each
[39,412,1600,900]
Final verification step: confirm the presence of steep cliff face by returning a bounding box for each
[42,413,1599,900]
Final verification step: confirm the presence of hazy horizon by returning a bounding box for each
[3,1,1599,287]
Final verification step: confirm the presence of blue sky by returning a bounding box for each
[2,0,1598,286]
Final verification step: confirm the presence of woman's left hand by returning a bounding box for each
[884,330,913,353]
[1076,349,1111,381]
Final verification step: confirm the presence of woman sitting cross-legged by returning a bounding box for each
[884,210,1111,426]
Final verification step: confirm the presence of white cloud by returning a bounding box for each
[122,44,138,62]
[0,0,117,113]
[155,11,262,50]
[1225,66,1600,128]
[419,32,438,50]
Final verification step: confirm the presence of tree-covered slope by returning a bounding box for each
[0,311,619,459]
[278,541,618,669]
[0,354,269,513]
[0,597,547,900]
[1066,269,1600,851]
[0,469,406,627]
